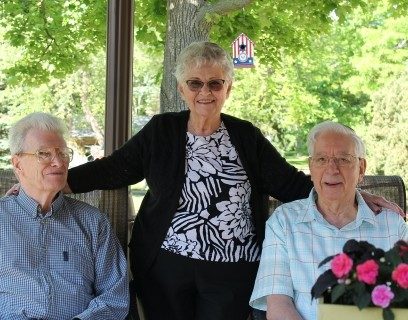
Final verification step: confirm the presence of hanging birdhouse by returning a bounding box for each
[232,33,254,68]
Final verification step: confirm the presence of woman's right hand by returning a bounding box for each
[6,182,72,195]
[6,183,20,196]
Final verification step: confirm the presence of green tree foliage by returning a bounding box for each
[363,72,408,185]
[344,4,408,94]
[1,0,407,179]
[0,22,162,167]
[0,0,106,85]
[226,13,373,154]
[4,0,407,110]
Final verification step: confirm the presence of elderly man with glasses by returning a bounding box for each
[250,121,407,320]
[0,112,129,320]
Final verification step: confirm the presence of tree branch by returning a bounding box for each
[196,0,253,23]
[39,0,57,50]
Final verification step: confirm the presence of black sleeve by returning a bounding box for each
[67,116,155,193]
[256,127,313,203]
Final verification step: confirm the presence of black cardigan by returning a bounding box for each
[68,111,312,279]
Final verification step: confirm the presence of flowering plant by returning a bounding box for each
[311,239,408,320]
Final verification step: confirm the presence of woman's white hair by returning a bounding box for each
[307,121,366,158]
[9,112,67,155]
[174,41,234,82]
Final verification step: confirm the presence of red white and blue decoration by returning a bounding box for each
[232,33,254,68]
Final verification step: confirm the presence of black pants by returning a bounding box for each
[135,249,259,320]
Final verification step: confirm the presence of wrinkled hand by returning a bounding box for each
[360,190,405,218]
[6,183,20,196]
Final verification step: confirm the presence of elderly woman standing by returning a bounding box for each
[249,121,407,320]
[66,42,398,320]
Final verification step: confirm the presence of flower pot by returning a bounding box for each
[317,302,408,320]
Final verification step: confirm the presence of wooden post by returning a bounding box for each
[105,0,134,155]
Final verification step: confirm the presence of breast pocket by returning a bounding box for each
[49,243,95,287]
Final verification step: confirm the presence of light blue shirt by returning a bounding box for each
[249,189,407,320]
[0,189,129,320]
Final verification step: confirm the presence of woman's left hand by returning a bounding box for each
[360,190,405,217]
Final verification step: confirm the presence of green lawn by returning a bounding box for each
[285,152,309,172]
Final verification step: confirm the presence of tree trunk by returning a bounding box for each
[160,0,211,113]
[80,70,105,146]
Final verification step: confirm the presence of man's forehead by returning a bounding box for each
[314,133,355,151]
[24,129,66,147]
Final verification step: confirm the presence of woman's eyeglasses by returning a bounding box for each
[185,79,226,92]
[18,147,74,164]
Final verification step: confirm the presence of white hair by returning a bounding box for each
[9,112,67,155]
[307,121,366,158]
[174,41,234,82]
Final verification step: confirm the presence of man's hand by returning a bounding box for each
[360,190,405,218]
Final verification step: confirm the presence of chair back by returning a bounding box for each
[0,168,130,251]
[269,175,406,213]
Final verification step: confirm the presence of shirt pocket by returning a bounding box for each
[49,243,94,287]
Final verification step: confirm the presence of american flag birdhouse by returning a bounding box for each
[232,33,254,68]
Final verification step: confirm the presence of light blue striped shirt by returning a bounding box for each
[0,189,129,320]
[250,189,407,320]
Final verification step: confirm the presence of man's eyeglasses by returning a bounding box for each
[18,147,74,164]
[309,154,361,168]
[185,79,226,92]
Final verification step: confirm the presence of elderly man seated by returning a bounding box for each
[0,112,129,319]
[249,121,407,320]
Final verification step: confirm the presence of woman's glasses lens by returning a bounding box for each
[186,79,225,92]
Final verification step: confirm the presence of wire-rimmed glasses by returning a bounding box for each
[18,147,74,164]
[309,154,361,168]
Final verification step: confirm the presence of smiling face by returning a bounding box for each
[178,63,232,122]
[12,128,69,201]
[309,131,366,205]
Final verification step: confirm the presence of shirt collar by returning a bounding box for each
[297,188,376,228]
[16,188,65,218]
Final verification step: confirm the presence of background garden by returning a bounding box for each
[0,1,407,201]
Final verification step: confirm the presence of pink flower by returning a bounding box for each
[356,259,379,285]
[371,285,394,308]
[392,263,408,289]
[331,253,353,278]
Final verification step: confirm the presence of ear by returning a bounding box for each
[11,155,23,178]
[12,155,20,170]
[358,158,367,183]
[308,158,315,182]
[225,82,233,99]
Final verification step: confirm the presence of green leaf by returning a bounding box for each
[384,247,402,266]
[355,291,371,309]
[331,284,346,302]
